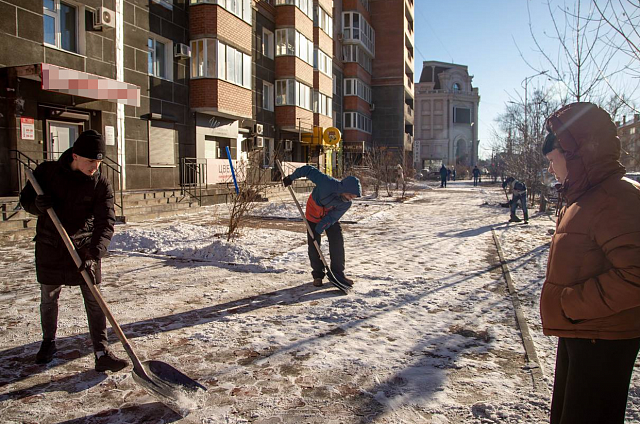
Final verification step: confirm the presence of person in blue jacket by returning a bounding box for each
[283,165,362,287]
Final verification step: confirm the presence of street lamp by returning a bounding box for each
[522,70,548,148]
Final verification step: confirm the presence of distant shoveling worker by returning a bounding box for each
[541,102,640,424]
[502,176,528,224]
[282,165,361,287]
[20,130,128,372]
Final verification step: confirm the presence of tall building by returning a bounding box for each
[617,114,640,172]
[414,60,480,171]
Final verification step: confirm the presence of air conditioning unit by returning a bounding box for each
[95,7,116,29]
[255,136,264,148]
[174,43,191,59]
[284,140,293,151]
[255,123,264,135]
[370,103,375,111]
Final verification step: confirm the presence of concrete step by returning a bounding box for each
[123,204,202,222]
[121,189,183,202]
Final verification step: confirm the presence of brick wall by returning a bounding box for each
[190,79,252,118]
[315,72,333,97]
[344,63,372,85]
[190,4,252,53]
[344,96,371,116]
[275,5,314,40]
[276,56,314,86]
[276,106,313,128]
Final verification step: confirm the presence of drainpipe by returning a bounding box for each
[115,0,126,190]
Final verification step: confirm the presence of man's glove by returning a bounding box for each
[78,253,98,282]
[283,176,293,187]
[35,194,53,214]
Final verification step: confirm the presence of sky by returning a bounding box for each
[412,0,638,160]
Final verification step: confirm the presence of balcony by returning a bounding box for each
[405,133,414,150]
[404,104,414,125]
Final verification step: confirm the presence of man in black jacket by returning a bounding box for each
[502,176,529,224]
[20,130,127,372]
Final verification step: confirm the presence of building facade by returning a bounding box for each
[414,60,480,172]
[617,114,640,172]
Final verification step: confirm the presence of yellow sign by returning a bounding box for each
[301,126,324,145]
[323,127,341,145]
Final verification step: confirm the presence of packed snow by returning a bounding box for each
[0,180,638,423]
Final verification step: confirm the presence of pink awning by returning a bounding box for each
[40,63,140,107]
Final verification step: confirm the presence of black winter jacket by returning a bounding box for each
[20,149,115,285]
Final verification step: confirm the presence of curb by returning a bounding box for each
[491,228,549,396]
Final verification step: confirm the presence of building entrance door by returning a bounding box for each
[47,121,84,160]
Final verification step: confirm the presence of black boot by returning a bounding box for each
[509,215,521,223]
[524,213,529,224]
[95,350,128,372]
[35,338,57,364]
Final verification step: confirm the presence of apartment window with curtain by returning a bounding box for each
[314,6,333,37]
[190,39,251,89]
[276,29,313,66]
[276,79,312,110]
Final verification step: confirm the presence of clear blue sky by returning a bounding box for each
[412,0,608,159]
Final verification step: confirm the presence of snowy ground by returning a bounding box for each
[1,180,639,423]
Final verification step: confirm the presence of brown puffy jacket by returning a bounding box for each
[541,102,640,340]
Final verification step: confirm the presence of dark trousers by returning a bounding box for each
[550,337,640,424]
[473,176,479,186]
[40,284,108,352]
[440,177,447,187]
[307,222,345,280]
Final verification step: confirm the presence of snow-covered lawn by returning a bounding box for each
[0,181,638,423]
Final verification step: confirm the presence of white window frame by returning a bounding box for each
[343,111,372,133]
[262,28,274,59]
[276,79,312,110]
[189,0,252,23]
[263,81,274,111]
[344,78,372,103]
[314,48,332,77]
[313,91,332,117]
[276,28,313,66]
[314,5,333,38]
[342,11,375,57]
[148,36,173,80]
[190,38,251,89]
[275,0,313,20]
[43,0,86,55]
[342,44,372,73]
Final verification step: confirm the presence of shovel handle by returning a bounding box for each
[275,160,332,270]
[24,167,147,377]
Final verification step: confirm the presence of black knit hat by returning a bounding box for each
[73,130,106,160]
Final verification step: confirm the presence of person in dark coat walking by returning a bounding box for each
[542,102,640,424]
[20,130,127,372]
[439,164,448,188]
[283,165,361,287]
[472,165,481,186]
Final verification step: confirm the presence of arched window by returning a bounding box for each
[452,82,461,92]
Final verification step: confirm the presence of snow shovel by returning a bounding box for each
[24,168,206,415]
[275,160,351,294]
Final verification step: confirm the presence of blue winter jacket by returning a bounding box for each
[290,165,362,234]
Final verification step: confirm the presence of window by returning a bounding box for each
[342,45,372,73]
[263,81,274,111]
[313,91,332,116]
[452,82,461,92]
[276,79,312,110]
[630,127,636,135]
[342,12,375,56]
[190,39,251,88]
[275,0,313,20]
[148,37,172,80]
[333,73,338,95]
[343,112,372,133]
[189,0,252,23]
[262,28,274,59]
[314,6,333,37]
[314,49,332,76]
[453,107,471,124]
[344,78,372,103]
[43,0,84,53]
[149,121,176,166]
[276,29,313,65]
[152,0,173,9]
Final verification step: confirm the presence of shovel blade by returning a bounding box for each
[132,360,206,416]
[325,268,352,294]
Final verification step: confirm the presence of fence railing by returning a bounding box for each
[9,150,124,218]
[180,157,206,205]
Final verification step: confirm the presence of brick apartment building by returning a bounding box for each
[617,114,640,172]
[0,0,415,198]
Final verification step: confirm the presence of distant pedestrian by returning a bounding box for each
[447,168,452,181]
[542,102,640,424]
[452,168,456,181]
[439,164,448,188]
[502,177,528,224]
[395,164,404,190]
[472,165,480,186]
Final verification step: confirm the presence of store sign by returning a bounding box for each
[20,117,35,140]
[343,141,365,153]
[206,158,246,184]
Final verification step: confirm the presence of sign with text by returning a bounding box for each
[20,117,35,140]
[104,125,115,146]
[206,158,246,185]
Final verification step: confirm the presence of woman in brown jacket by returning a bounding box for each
[542,102,640,424]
